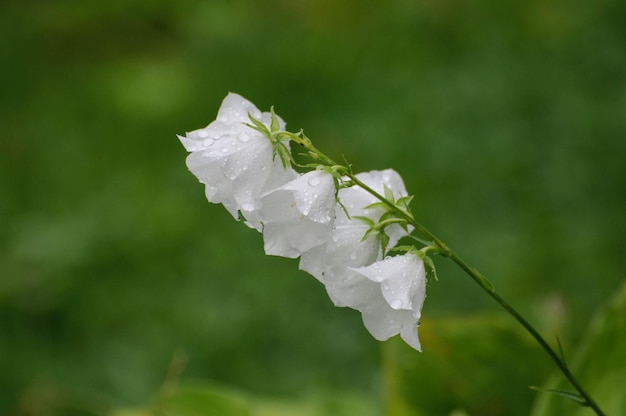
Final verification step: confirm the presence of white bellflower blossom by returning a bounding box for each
[178,93,296,230]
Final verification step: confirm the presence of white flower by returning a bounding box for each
[351,253,427,351]
[299,169,412,309]
[178,93,296,230]
[259,170,337,258]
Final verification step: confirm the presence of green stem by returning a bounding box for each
[291,135,604,414]
[348,174,606,416]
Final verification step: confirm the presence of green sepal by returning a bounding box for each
[380,232,390,255]
[353,215,376,228]
[363,201,388,211]
[269,106,281,133]
[397,195,414,209]
[246,113,270,137]
[387,245,416,254]
[272,141,292,169]
[408,234,433,247]
[383,185,395,202]
[421,253,439,282]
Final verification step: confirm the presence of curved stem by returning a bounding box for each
[290,135,604,414]
[348,174,606,416]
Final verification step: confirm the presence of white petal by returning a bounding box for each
[279,171,336,224]
[216,93,263,124]
[351,254,426,314]
[360,297,404,341]
[323,268,379,310]
[360,297,422,351]
[400,321,422,352]
[262,219,330,258]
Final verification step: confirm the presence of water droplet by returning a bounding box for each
[349,252,358,260]
[241,202,254,211]
[390,299,403,309]
[237,134,250,143]
[222,147,229,153]
[198,130,209,138]
[202,138,215,147]
[308,175,321,187]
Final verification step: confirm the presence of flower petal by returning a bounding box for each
[260,171,336,258]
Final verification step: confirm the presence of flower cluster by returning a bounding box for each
[178,93,427,351]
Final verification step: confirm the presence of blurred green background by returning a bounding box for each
[1,0,625,415]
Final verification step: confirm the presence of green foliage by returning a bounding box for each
[383,314,550,416]
[110,384,380,416]
[1,0,625,415]
[530,280,626,416]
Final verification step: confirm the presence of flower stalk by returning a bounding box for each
[293,131,605,416]
[179,93,605,415]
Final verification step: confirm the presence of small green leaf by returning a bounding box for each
[530,387,586,405]
[153,384,251,416]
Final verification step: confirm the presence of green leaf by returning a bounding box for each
[384,314,550,416]
[530,280,626,416]
[153,384,251,416]
[529,387,586,405]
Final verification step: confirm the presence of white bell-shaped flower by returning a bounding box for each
[178,93,296,230]
[350,253,427,351]
[299,169,412,309]
[260,170,336,258]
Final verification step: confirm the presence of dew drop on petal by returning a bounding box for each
[202,138,215,147]
[349,252,358,260]
[198,130,209,138]
[222,147,229,153]
[308,176,321,187]
[237,134,250,143]
[390,299,403,309]
[241,202,254,211]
